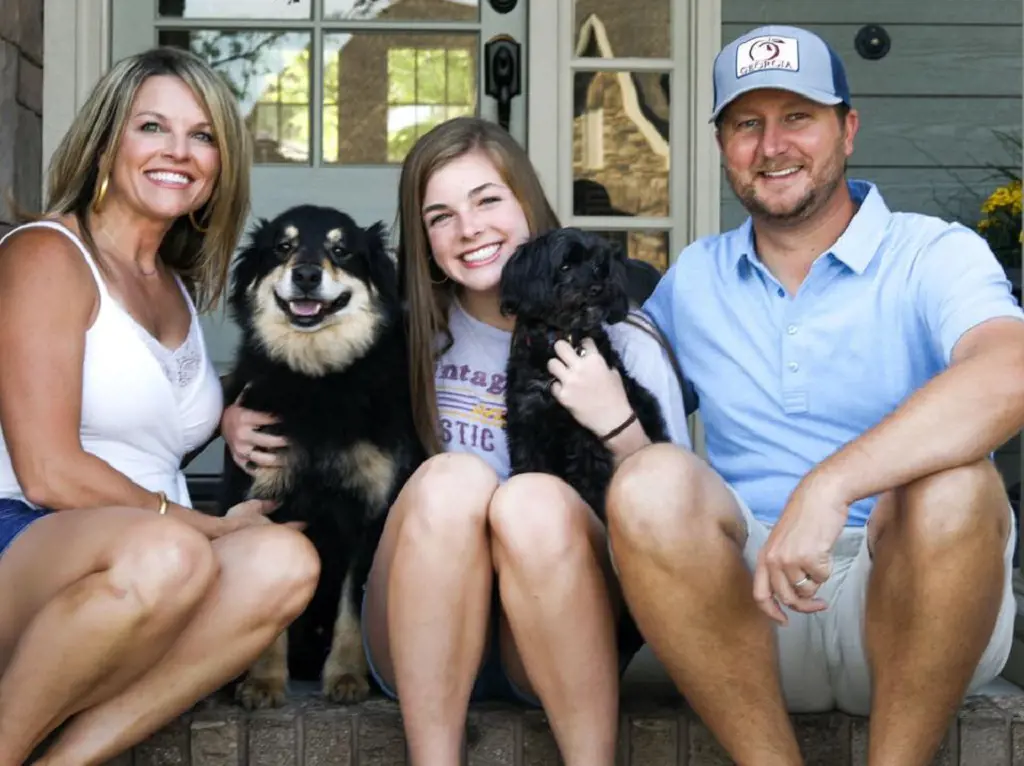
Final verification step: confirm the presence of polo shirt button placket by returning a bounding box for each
[781,320,808,413]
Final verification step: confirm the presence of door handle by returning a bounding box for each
[484,34,521,132]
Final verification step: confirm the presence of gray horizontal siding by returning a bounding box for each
[720,23,1022,97]
[718,5,1022,235]
[723,0,1022,26]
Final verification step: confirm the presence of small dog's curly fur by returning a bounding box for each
[220,204,423,709]
[499,227,671,520]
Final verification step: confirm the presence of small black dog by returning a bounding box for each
[221,204,423,709]
[499,227,671,519]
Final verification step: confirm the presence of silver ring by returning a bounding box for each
[792,575,811,588]
[577,347,587,358]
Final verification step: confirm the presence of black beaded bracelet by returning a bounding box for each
[600,412,637,443]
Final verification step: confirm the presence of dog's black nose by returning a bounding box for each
[292,263,322,292]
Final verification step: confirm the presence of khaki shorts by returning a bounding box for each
[732,487,1017,715]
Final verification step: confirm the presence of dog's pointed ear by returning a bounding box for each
[364,221,399,305]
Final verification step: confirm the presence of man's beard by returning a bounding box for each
[727,147,846,225]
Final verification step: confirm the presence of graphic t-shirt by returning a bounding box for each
[435,301,693,481]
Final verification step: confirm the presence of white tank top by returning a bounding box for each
[0,220,223,508]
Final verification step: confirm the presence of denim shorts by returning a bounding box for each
[0,498,48,558]
[362,585,642,707]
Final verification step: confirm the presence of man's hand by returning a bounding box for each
[752,474,850,625]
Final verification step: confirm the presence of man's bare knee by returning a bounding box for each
[893,459,1009,552]
[607,443,742,557]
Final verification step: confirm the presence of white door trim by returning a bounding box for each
[41,0,109,192]
[526,2,559,204]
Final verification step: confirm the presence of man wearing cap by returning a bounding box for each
[607,24,1024,765]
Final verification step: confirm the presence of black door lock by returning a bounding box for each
[484,34,521,132]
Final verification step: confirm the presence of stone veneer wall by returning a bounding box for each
[0,0,43,238]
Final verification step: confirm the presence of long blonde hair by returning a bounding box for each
[396,116,560,455]
[42,46,252,312]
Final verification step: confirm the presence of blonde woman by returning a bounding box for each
[0,47,319,765]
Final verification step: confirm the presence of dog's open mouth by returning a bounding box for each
[274,292,352,328]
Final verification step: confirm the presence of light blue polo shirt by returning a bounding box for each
[645,180,1023,527]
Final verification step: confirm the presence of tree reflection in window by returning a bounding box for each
[386,47,474,162]
[159,29,311,164]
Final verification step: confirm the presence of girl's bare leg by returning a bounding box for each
[489,474,622,766]
[363,454,499,766]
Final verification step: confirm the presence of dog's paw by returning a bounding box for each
[323,668,371,704]
[235,674,287,710]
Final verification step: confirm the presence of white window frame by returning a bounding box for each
[526,1,721,257]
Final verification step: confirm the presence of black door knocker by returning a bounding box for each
[484,34,522,132]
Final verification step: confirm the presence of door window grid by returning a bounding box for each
[153,3,483,167]
[563,6,677,273]
[385,47,474,162]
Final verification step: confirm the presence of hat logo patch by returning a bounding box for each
[736,35,799,77]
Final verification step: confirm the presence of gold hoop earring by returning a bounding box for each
[430,271,450,286]
[189,209,209,233]
[92,175,109,213]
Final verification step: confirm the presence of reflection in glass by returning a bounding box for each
[574,1,670,59]
[158,0,311,20]
[587,229,671,273]
[159,30,312,164]
[323,33,476,165]
[324,0,478,22]
[572,70,670,218]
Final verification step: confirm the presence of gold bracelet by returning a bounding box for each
[155,491,169,516]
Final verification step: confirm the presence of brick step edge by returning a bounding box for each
[101,692,1024,766]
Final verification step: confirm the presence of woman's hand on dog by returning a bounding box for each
[221,397,289,474]
[547,337,635,438]
[212,498,301,537]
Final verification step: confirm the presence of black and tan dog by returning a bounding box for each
[221,204,423,709]
[499,227,672,520]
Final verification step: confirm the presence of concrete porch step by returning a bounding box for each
[108,687,1024,766]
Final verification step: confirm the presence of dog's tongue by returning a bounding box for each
[289,300,323,317]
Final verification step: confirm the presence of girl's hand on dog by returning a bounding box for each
[221,395,290,474]
[547,337,634,438]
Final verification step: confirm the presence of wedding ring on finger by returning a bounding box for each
[577,346,587,358]
[792,575,812,589]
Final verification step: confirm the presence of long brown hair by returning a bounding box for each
[41,46,251,312]
[396,116,559,455]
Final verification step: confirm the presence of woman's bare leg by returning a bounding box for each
[0,507,217,765]
[35,524,319,765]
[363,454,499,766]
[489,474,621,766]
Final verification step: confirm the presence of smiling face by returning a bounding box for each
[106,74,220,223]
[421,149,531,296]
[717,88,857,224]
